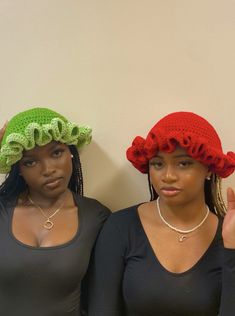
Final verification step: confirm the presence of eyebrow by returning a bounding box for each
[154,154,191,159]
[22,142,64,158]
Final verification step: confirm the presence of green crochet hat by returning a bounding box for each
[0,107,92,173]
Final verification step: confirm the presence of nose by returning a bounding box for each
[41,159,56,177]
[161,165,177,183]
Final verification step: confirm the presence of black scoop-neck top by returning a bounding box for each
[0,194,110,316]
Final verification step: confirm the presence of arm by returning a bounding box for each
[219,248,235,316]
[80,200,111,316]
[80,272,89,316]
[219,188,235,315]
[88,216,126,316]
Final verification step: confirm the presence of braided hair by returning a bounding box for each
[68,145,84,196]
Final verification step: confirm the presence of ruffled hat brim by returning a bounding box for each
[126,112,235,178]
[0,108,92,173]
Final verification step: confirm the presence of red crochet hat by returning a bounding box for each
[126,111,235,178]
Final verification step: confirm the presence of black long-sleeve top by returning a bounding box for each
[88,204,235,316]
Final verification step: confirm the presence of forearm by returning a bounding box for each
[87,216,126,316]
[219,248,235,316]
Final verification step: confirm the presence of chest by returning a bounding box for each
[143,224,216,273]
[122,231,222,316]
[12,205,78,247]
[138,208,219,273]
[0,206,93,288]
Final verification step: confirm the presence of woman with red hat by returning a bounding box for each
[88,112,235,316]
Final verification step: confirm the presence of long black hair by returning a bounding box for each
[0,145,83,201]
[148,173,226,218]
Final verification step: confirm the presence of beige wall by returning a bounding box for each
[0,0,234,210]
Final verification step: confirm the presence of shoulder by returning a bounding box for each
[73,193,111,223]
[96,204,145,249]
[104,204,141,232]
[0,196,16,214]
[112,204,139,220]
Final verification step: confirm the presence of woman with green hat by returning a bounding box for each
[0,107,110,316]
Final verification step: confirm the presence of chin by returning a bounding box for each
[44,186,68,198]
[159,194,185,206]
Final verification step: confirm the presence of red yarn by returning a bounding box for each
[126,112,235,178]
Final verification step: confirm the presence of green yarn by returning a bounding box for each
[0,107,92,173]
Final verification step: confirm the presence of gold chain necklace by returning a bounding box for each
[28,195,65,230]
[156,198,210,242]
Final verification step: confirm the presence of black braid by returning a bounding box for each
[0,162,27,201]
[148,172,158,201]
[68,145,84,196]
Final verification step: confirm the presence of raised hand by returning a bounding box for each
[0,121,7,145]
[222,187,235,248]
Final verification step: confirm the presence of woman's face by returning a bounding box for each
[149,147,210,206]
[19,141,73,198]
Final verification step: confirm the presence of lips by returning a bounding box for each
[43,177,62,189]
[160,187,181,197]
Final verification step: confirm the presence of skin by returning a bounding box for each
[137,147,235,273]
[149,147,211,210]
[222,188,235,248]
[0,121,7,143]
[12,141,78,247]
[19,141,73,201]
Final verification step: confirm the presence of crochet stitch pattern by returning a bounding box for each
[126,111,235,178]
[0,107,92,173]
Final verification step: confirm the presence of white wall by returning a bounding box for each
[0,0,234,210]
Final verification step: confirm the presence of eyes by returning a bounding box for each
[53,148,65,158]
[21,148,66,167]
[149,159,194,170]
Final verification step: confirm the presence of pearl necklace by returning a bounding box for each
[156,198,210,242]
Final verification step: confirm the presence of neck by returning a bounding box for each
[27,189,70,209]
[158,198,208,225]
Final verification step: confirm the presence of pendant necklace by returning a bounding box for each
[156,198,210,242]
[28,195,66,230]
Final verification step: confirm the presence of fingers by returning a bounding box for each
[0,121,8,144]
[227,187,235,211]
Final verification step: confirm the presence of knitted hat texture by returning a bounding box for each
[0,107,92,173]
[126,111,235,178]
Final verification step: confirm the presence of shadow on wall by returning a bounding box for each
[81,142,149,211]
